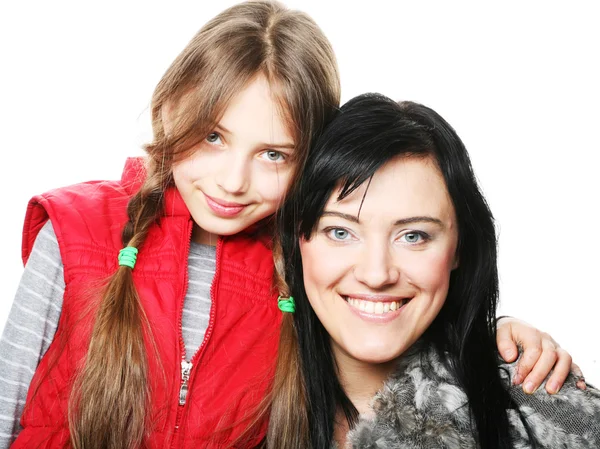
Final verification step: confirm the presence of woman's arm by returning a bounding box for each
[0,221,64,448]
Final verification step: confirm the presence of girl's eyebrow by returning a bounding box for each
[215,123,231,135]
[321,211,444,227]
[215,123,295,149]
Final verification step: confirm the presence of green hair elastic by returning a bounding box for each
[118,246,139,269]
[277,296,296,313]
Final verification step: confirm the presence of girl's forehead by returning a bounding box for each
[218,75,295,146]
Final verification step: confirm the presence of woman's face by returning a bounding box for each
[300,156,459,365]
[172,75,296,244]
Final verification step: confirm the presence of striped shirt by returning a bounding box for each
[0,222,215,447]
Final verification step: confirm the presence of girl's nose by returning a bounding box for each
[216,149,250,195]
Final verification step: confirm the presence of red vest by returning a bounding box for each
[14,158,280,448]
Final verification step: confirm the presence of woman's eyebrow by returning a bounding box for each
[394,216,444,227]
[215,123,295,149]
[321,211,359,223]
[321,211,444,227]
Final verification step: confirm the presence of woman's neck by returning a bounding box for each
[332,344,397,447]
[332,343,397,416]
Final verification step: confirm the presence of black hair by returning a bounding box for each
[278,93,516,448]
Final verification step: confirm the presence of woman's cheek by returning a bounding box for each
[301,238,343,286]
[404,250,455,294]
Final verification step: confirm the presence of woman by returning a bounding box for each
[267,94,600,448]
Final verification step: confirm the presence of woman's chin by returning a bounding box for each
[341,337,411,366]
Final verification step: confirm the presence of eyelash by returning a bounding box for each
[205,132,223,145]
[323,227,355,242]
[260,149,286,163]
[398,231,430,245]
[322,227,430,246]
[205,132,287,163]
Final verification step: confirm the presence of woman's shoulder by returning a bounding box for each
[502,359,600,447]
[349,345,600,448]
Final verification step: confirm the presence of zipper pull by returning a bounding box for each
[179,360,193,406]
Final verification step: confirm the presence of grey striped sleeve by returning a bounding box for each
[0,221,64,447]
[0,223,215,446]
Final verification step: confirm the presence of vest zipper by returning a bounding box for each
[178,360,193,405]
[170,221,193,447]
[170,230,223,448]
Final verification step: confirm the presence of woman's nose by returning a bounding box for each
[353,242,400,289]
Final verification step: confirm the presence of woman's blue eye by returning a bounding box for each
[206,132,222,144]
[263,150,284,162]
[401,232,426,244]
[328,228,350,240]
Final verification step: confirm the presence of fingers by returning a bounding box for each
[571,362,587,391]
[519,334,572,394]
[496,319,519,363]
[513,339,542,387]
[541,347,572,394]
[496,317,584,395]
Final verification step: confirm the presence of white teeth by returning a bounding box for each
[345,297,409,314]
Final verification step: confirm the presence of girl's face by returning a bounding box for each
[299,156,459,367]
[172,75,296,244]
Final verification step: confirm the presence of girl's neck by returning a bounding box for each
[193,225,218,246]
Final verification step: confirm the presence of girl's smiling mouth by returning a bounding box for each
[203,193,249,217]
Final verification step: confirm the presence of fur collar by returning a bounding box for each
[342,342,600,448]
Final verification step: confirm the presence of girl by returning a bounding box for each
[267,94,600,448]
[0,2,581,448]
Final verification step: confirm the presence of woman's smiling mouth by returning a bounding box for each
[342,294,412,322]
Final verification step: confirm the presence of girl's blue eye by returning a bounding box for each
[206,132,222,144]
[262,150,285,162]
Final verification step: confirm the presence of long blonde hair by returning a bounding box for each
[68,2,339,448]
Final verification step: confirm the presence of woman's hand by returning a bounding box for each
[496,316,586,394]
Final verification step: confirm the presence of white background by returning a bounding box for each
[1,2,598,383]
